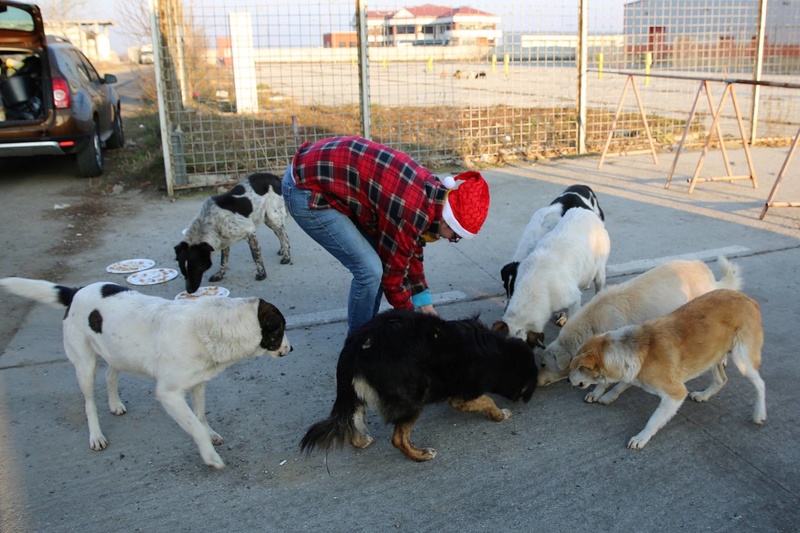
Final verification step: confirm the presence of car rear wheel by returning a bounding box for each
[106,106,124,149]
[76,124,104,177]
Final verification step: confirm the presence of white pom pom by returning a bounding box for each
[441,175,456,189]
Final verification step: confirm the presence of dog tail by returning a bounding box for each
[715,256,743,291]
[0,277,78,308]
[300,359,363,455]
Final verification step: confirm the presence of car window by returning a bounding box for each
[0,5,35,32]
[75,50,101,83]
[66,50,92,83]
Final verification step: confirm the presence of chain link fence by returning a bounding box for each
[149,0,800,194]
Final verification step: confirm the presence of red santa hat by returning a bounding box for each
[440,171,490,239]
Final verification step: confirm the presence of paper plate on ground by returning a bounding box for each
[106,258,155,274]
[126,268,179,286]
[174,286,230,300]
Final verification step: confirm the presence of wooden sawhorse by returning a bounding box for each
[664,80,758,193]
[759,125,800,219]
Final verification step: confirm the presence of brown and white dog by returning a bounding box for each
[569,289,766,450]
[539,256,741,388]
[0,277,291,469]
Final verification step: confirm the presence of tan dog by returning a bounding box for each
[539,256,741,388]
[569,289,766,450]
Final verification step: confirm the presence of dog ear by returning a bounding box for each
[257,299,286,350]
[526,331,545,349]
[491,321,509,337]
[174,242,189,276]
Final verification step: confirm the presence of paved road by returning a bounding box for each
[0,147,799,531]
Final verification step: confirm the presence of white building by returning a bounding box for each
[368,4,500,47]
[45,20,115,63]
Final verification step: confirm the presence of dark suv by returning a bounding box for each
[0,0,123,177]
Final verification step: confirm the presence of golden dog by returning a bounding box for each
[569,289,766,450]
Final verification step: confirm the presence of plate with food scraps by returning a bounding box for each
[174,286,230,300]
[126,268,179,286]
[106,258,156,274]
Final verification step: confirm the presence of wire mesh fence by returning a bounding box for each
[150,0,800,193]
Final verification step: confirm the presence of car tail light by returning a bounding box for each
[52,78,70,109]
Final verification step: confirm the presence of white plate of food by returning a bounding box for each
[126,268,179,286]
[106,258,156,274]
[174,286,230,300]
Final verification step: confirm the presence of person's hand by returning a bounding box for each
[417,304,437,316]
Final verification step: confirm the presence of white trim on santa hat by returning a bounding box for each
[442,195,477,239]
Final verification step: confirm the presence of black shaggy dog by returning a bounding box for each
[300,309,538,462]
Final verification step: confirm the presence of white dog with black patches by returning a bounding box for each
[493,208,610,347]
[538,257,742,389]
[175,172,291,294]
[0,277,291,469]
[501,185,604,300]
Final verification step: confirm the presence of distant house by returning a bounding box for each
[623,0,800,68]
[45,20,115,63]
[367,4,500,47]
[323,32,358,48]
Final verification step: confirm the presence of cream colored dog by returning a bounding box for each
[569,289,766,450]
[539,257,741,389]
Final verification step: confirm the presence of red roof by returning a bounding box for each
[406,4,452,17]
[369,4,495,21]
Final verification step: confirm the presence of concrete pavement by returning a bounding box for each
[0,146,799,532]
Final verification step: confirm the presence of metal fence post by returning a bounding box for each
[751,0,768,144]
[150,0,175,197]
[355,0,371,140]
[577,0,588,155]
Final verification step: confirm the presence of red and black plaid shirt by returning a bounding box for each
[292,136,448,309]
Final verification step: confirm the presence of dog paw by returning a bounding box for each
[584,392,599,403]
[689,391,709,403]
[255,272,267,281]
[209,273,224,282]
[109,402,127,415]
[280,256,291,265]
[627,434,650,450]
[203,451,225,470]
[351,434,373,448]
[554,313,567,327]
[209,431,224,446]
[417,448,437,461]
[498,408,512,421]
[90,434,108,451]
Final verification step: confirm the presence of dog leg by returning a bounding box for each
[245,234,267,280]
[584,383,609,403]
[628,391,685,450]
[391,415,436,461]
[70,351,107,450]
[106,366,127,415]
[189,383,224,445]
[264,215,291,264]
[155,385,224,469]
[597,382,632,405]
[209,248,230,282]
[690,361,728,402]
[449,395,511,421]
[350,404,373,448]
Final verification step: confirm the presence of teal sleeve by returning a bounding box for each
[411,289,432,307]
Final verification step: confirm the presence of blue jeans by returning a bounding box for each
[282,166,383,335]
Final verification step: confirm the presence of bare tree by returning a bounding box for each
[115,0,152,44]
[37,0,88,21]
